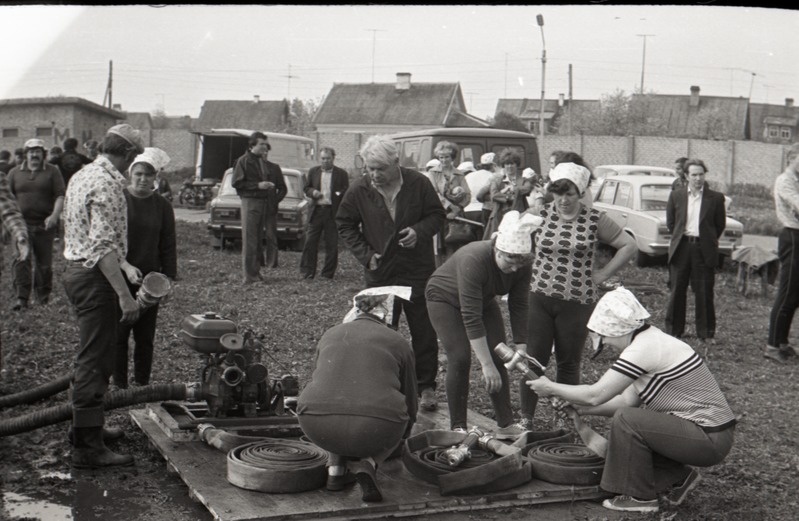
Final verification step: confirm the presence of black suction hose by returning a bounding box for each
[0,383,192,437]
[0,374,72,409]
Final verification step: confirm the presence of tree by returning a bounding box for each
[566,89,666,136]
[277,97,322,136]
[492,111,530,133]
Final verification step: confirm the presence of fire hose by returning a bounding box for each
[0,383,200,437]
[526,442,604,486]
[494,342,608,458]
[0,374,72,409]
[226,439,328,493]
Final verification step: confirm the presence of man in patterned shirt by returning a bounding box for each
[63,123,144,469]
[0,172,29,371]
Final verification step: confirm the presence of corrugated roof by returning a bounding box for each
[632,93,749,139]
[196,100,289,131]
[0,96,123,118]
[313,82,463,126]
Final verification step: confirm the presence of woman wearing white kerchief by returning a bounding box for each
[426,211,543,439]
[113,148,176,388]
[298,287,418,503]
[482,148,535,240]
[519,161,636,429]
[527,288,736,514]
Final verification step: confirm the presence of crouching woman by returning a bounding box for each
[527,287,735,514]
[297,287,418,503]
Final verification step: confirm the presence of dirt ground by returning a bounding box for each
[1,220,797,521]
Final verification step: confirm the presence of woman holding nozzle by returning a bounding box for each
[426,210,542,439]
[527,288,736,514]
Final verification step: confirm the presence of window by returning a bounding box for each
[35,127,52,137]
[597,180,618,204]
[769,126,779,138]
[614,182,633,209]
[640,185,672,211]
[781,127,792,140]
[2,128,18,138]
[398,139,421,168]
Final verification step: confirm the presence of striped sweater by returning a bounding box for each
[611,326,736,432]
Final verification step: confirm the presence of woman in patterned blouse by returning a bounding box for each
[520,162,635,430]
[528,288,735,513]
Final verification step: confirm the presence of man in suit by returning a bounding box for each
[300,147,349,279]
[665,159,726,342]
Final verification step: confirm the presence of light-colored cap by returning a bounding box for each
[426,158,441,170]
[24,138,46,151]
[107,124,145,154]
[342,286,413,324]
[131,147,170,172]
[457,161,475,174]
[480,152,497,166]
[587,287,650,337]
[549,162,591,194]
[522,167,536,179]
[495,210,544,255]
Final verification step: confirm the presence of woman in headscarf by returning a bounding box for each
[297,287,418,503]
[519,162,636,429]
[426,211,542,439]
[527,288,736,514]
[114,148,176,388]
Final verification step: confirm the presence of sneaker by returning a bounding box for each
[351,459,382,502]
[780,344,799,357]
[419,388,437,411]
[451,427,467,434]
[11,299,27,311]
[495,422,530,441]
[602,495,659,513]
[665,468,702,506]
[764,345,787,363]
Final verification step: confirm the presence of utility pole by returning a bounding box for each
[283,64,299,100]
[102,60,113,109]
[636,34,654,94]
[465,91,478,113]
[504,52,508,98]
[537,14,546,143]
[568,64,573,136]
[366,29,386,83]
[748,72,756,100]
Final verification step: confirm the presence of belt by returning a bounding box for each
[683,236,701,243]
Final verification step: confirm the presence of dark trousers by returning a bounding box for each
[12,224,55,302]
[388,289,438,392]
[263,211,279,268]
[522,292,594,420]
[241,197,273,280]
[63,264,120,428]
[114,299,159,388]
[300,205,338,278]
[768,227,799,347]
[601,408,734,500]
[666,239,716,339]
[427,298,513,430]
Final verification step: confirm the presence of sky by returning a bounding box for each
[1,4,797,121]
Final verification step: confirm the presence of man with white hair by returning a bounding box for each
[62,123,144,469]
[6,138,66,310]
[337,135,446,412]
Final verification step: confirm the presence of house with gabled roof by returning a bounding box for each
[313,73,489,133]
[749,98,798,144]
[495,98,565,135]
[196,97,290,132]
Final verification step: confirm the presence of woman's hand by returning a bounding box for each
[551,397,579,423]
[481,362,502,394]
[526,375,553,397]
[591,267,609,286]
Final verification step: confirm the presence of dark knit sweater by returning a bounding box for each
[124,191,177,279]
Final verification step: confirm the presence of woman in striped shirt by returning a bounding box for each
[527,287,735,514]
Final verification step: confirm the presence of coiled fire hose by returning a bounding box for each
[226,439,328,493]
[527,442,605,486]
[0,374,72,409]
[0,383,199,437]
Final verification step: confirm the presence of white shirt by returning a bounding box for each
[320,170,332,205]
[464,169,493,213]
[685,186,703,237]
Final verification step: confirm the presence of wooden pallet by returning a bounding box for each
[131,403,605,521]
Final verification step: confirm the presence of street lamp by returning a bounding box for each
[537,14,546,143]
[637,34,654,94]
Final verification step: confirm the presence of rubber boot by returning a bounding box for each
[68,425,126,446]
[72,426,134,469]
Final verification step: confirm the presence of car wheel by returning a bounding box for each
[635,250,651,268]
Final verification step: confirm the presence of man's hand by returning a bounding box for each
[258,181,275,190]
[121,262,143,285]
[119,294,140,324]
[44,214,58,230]
[16,238,29,261]
[312,189,323,199]
[368,253,382,270]
[398,227,417,248]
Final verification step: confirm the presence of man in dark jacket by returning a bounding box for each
[300,146,349,279]
[665,159,726,342]
[53,138,92,187]
[232,132,287,283]
[336,135,446,411]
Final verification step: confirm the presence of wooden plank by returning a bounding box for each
[131,404,606,521]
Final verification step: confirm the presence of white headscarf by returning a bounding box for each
[587,287,650,337]
[131,147,170,172]
[342,286,413,324]
[495,211,544,255]
[549,162,591,194]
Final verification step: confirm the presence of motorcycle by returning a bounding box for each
[178,179,215,208]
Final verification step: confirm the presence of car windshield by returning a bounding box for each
[640,184,672,211]
[219,171,303,198]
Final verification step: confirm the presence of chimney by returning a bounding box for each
[396,72,411,91]
[786,98,794,108]
[112,103,122,111]
[689,86,700,107]
[254,95,260,103]
[558,93,565,106]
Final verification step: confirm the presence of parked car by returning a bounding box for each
[207,167,310,251]
[590,164,676,195]
[593,175,744,267]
